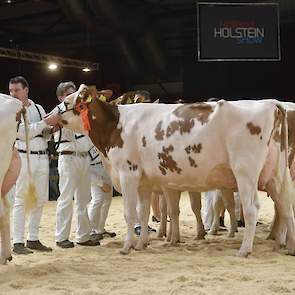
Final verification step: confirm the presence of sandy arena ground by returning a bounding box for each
[0,192,295,295]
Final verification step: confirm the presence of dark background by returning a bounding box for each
[0,0,295,111]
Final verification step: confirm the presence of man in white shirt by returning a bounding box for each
[9,76,60,255]
[54,81,100,248]
[88,145,116,240]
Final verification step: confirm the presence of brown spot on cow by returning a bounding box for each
[159,166,167,175]
[142,136,147,147]
[246,122,261,135]
[188,156,198,168]
[271,107,287,153]
[173,102,214,125]
[158,145,182,175]
[185,143,202,154]
[155,121,165,141]
[87,92,124,158]
[166,120,195,137]
[192,143,202,153]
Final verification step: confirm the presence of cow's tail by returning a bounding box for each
[276,103,288,167]
[276,103,295,204]
[22,110,38,212]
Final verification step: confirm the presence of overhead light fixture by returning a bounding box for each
[48,63,58,71]
[6,0,12,3]
[82,67,91,72]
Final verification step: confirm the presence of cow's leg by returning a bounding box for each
[266,205,285,243]
[209,191,222,235]
[0,200,11,264]
[158,194,167,238]
[267,187,288,248]
[221,190,238,238]
[120,174,139,255]
[135,187,152,250]
[189,192,206,240]
[236,183,259,257]
[275,202,295,255]
[163,189,181,245]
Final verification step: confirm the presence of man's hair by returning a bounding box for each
[56,81,76,97]
[9,76,29,89]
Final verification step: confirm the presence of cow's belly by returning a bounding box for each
[143,153,237,192]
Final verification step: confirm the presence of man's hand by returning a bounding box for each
[44,113,61,126]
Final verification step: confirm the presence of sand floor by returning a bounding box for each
[0,192,295,295]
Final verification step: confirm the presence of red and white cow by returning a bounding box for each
[53,86,295,257]
[0,94,23,264]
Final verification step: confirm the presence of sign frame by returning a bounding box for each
[196,2,281,62]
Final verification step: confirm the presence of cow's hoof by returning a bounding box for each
[7,256,12,262]
[157,231,166,238]
[286,243,295,256]
[228,232,235,238]
[120,248,130,255]
[272,243,285,251]
[209,229,218,236]
[135,243,148,251]
[266,233,275,240]
[170,240,180,246]
[236,249,250,258]
[194,235,205,240]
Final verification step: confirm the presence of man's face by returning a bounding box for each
[9,83,28,101]
[58,87,75,102]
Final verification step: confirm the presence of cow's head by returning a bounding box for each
[55,84,98,134]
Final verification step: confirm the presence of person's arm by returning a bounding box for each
[17,105,60,140]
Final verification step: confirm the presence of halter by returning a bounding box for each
[57,93,95,131]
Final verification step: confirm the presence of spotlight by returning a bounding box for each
[48,63,58,71]
[82,67,91,72]
[6,0,12,3]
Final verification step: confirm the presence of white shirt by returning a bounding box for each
[54,129,92,153]
[15,99,48,151]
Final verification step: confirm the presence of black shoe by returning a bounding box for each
[27,240,53,252]
[101,231,116,238]
[56,240,75,249]
[76,239,100,246]
[152,216,160,223]
[134,226,141,236]
[13,243,34,255]
[134,225,156,236]
[219,216,225,227]
[90,233,104,241]
[237,220,245,227]
[148,225,156,233]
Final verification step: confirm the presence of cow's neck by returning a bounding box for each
[88,100,123,158]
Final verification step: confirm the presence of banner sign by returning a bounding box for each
[197,2,280,61]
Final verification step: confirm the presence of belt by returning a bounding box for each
[18,149,48,155]
[59,151,88,157]
[90,161,102,166]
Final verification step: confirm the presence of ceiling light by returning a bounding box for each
[82,67,91,72]
[6,0,12,3]
[48,63,58,71]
